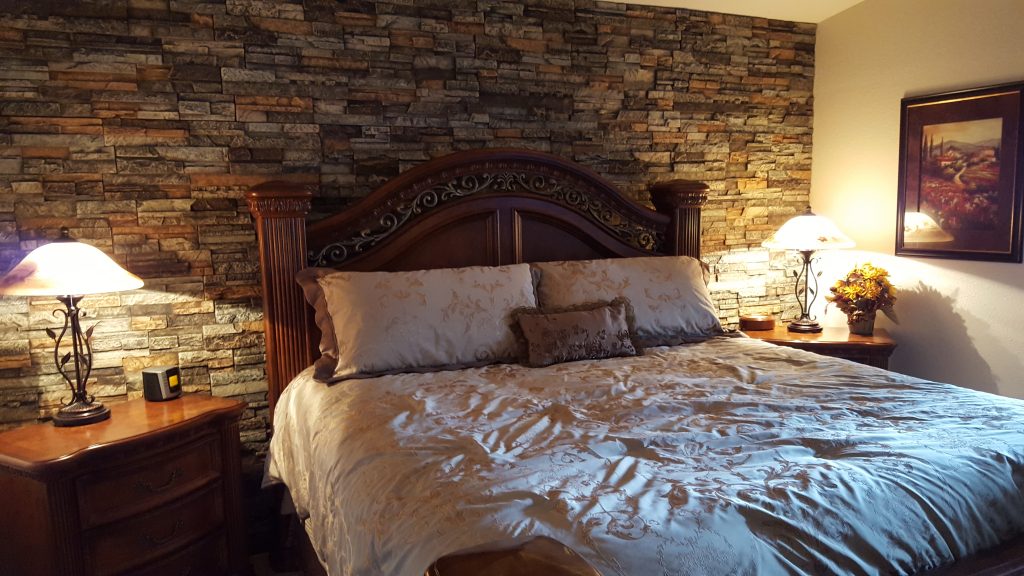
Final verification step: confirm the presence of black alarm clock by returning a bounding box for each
[142,365,182,401]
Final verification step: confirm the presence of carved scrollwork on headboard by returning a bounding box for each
[309,163,665,267]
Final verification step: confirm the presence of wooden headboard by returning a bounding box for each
[246,148,708,416]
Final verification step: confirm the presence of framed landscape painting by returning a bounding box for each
[896,82,1024,262]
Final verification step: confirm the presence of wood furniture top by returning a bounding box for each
[743,325,897,370]
[0,394,244,477]
[246,148,709,417]
[743,325,896,348]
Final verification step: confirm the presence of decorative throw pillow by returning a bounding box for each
[532,256,723,347]
[513,298,641,368]
[296,263,537,381]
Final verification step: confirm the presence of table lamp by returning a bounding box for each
[0,228,143,426]
[762,207,854,333]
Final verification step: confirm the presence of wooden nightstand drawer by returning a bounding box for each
[77,435,221,528]
[85,482,224,576]
[128,531,227,576]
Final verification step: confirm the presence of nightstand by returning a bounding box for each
[0,395,248,576]
[743,325,897,369]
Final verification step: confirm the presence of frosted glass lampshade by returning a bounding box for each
[0,234,143,297]
[904,211,954,243]
[761,208,855,251]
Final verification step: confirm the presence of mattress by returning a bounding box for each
[265,336,1024,576]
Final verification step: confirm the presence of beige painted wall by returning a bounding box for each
[812,0,1024,397]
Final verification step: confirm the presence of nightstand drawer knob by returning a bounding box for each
[142,519,184,548]
[135,467,183,494]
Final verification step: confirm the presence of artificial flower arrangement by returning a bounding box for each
[826,263,898,332]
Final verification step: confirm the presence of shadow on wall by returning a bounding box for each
[892,281,1005,393]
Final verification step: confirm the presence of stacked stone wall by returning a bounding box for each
[0,0,814,454]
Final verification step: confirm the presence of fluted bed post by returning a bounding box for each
[246,183,314,419]
[649,179,709,259]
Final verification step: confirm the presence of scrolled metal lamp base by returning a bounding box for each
[787,249,823,333]
[53,400,110,427]
[49,295,109,427]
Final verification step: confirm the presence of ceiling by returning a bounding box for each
[615,0,864,23]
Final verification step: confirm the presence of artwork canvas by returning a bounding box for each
[896,83,1024,262]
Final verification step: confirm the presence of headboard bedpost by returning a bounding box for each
[649,179,709,258]
[246,183,314,418]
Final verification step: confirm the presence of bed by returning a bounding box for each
[246,149,1024,576]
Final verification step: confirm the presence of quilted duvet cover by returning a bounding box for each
[266,337,1024,576]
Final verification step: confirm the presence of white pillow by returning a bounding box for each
[532,256,723,347]
[297,264,537,381]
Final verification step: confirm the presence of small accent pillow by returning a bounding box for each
[513,298,641,368]
[296,263,537,381]
[532,256,723,347]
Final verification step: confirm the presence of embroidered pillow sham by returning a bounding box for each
[532,256,723,347]
[513,298,641,367]
[296,263,537,381]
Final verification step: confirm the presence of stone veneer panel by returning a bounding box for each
[0,0,814,454]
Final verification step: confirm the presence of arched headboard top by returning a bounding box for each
[246,149,708,416]
[302,148,698,268]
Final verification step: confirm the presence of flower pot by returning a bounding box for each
[848,311,876,336]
